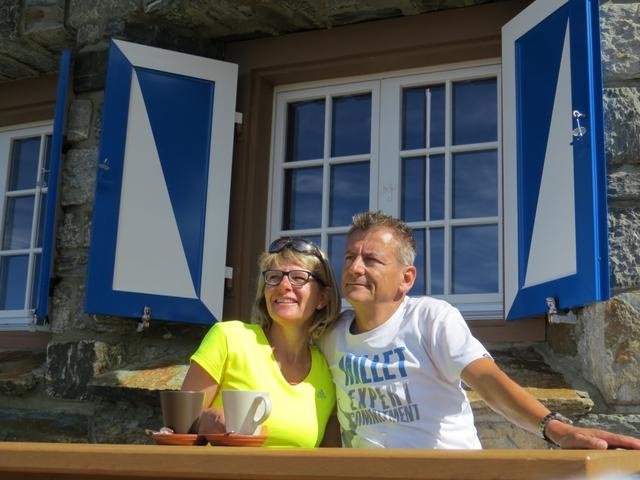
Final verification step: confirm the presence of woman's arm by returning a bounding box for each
[181,361,225,434]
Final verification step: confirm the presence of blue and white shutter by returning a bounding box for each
[85,40,237,325]
[502,0,609,320]
[36,49,72,323]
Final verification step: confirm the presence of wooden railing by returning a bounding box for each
[0,442,639,480]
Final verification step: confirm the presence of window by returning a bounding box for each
[0,123,52,328]
[269,64,502,319]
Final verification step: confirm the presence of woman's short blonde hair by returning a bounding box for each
[251,243,341,340]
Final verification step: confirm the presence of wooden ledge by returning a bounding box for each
[0,442,639,480]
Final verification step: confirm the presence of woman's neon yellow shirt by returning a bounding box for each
[190,320,336,447]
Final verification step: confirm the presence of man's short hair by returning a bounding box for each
[349,211,417,266]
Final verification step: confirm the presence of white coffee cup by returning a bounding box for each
[222,390,272,435]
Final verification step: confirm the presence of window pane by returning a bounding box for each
[42,135,52,187]
[329,234,347,297]
[412,228,425,295]
[0,255,28,309]
[429,154,445,221]
[37,192,47,247]
[331,94,371,157]
[402,85,445,150]
[2,196,35,249]
[329,162,369,227]
[9,137,41,190]
[429,228,444,295]
[401,156,425,222]
[452,78,497,145]
[453,150,497,219]
[30,253,41,309]
[283,167,322,229]
[286,100,325,162]
[452,225,498,294]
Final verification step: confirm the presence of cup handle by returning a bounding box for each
[252,394,272,425]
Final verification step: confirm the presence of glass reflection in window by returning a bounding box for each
[452,79,497,145]
[429,228,444,295]
[331,94,371,157]
[0,255,28,310]
[429,154,445,221]
[2,196,34,250]
[9,137,40,191]
[283,167,323,230]
[402,85,445,150]
[452,225,498,294]
[401,156,425,222]
[329,234,347,297]
[286,100,325,162]
[329,162,369,227]
[453,150,497,219]
[412,229,425,295]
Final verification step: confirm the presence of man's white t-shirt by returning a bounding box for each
[320,296,490,449]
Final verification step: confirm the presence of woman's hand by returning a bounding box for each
[197,407,226,434]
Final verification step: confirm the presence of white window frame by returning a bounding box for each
[0,121,53,330]
[268,61,503,320]
[269,80,381,247]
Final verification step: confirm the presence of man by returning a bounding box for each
[320,211,640,449]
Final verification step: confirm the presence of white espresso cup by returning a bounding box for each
[222,390,272,435]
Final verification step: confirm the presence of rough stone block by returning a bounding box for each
[67,99,94,143]
[604,88,640,165]
[0,351,46,396]
[0,408,89,442]
[23,0,74,51]
[92,400,160,444]
[577,294,640,404]
[54,249,89,277]
[68,0,140,30]
[608,208,640,290]
[50,279,91,332]
[577,413,640,440]
[608,166,640,201]
[56,208,93,249]
[601,3,640,83]
[46,340,98,398]
[73,48,109,93]
[46,339,126,399]
[60,147,97,207]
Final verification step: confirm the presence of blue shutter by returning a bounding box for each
[502,0,609,320]
[35,49,72,322]
[85,40,237,325]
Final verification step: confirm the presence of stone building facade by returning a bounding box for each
[0,0,638,447]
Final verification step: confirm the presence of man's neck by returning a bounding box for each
[351,297,405,334]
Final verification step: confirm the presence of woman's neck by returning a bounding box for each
[266,324,311,385]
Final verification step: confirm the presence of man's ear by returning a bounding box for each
[399,265,417,295]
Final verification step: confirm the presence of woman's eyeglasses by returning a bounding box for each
[262,269,324,287]
[268,237,321,259]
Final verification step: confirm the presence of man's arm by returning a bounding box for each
[461,357,640,449]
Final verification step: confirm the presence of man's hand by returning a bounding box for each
[197,407,226,434]
[547,421,640,450]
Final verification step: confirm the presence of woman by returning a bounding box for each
[181,237,341,447]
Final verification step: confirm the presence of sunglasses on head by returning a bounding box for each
[268,237,322,259]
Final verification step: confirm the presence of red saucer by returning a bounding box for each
[151,433,206,446]
[205,433,267,447]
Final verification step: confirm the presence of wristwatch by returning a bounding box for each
[538,412,573,447]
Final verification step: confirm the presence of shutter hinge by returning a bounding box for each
[137,306,151,332]
[545,297,577,324]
